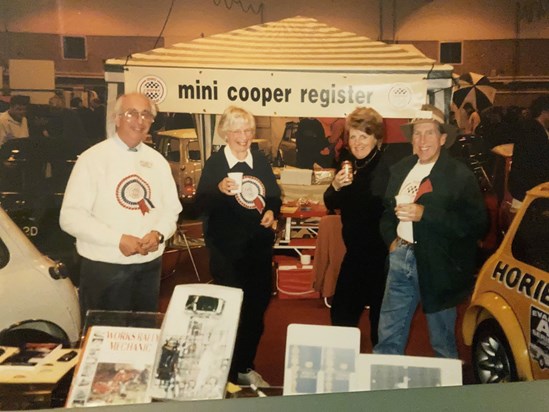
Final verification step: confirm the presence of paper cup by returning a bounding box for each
[300,254,311,265]
[395,194,414,205]
[228,172,243,194]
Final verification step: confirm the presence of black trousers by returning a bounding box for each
[330,251,386,346]
[207,235,273,380]
[79,257,162,322]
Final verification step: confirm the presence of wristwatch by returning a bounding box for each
[153,231,165,244]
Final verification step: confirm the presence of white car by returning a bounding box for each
[0,206,81,347]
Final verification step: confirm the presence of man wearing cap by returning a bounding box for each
[374,104,487,358]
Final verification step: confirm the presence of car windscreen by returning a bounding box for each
[511,197,549,273]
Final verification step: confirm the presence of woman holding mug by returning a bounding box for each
[323,107,389,346]
[195,106,281,387]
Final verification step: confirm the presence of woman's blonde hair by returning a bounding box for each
[217,106,256,139]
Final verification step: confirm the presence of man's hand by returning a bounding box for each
[119,234,147,256]
[139,231,161,254]
[260,210,275,228]
[395,203,424,222]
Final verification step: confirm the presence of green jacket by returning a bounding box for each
[380,149,487,313]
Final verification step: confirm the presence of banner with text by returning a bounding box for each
[125,67,428,118]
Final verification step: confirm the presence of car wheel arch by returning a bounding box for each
[473,318,518,383]
[463,291,533,381]
[0,319,72,347]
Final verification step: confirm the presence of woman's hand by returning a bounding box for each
[260,210,275,228]
[332,168,352,191]
[218,177,237,196]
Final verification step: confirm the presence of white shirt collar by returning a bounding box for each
[224,145,253,168]
[113,133,142,152]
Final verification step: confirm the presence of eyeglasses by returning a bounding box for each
[120,109,155,123]
[228,129,254,137]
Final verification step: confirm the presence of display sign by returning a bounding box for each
[125,67,428,118]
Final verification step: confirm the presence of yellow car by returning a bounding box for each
[463,182,549,383]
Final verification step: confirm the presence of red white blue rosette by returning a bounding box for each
[116,174,155,215]
[235,175,266,214]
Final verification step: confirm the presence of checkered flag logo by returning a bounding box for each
[137,76,167,104]
[388,83,412,108]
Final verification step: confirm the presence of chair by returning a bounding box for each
[311,215,346,307]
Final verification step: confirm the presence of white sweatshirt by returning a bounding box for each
[60,135,182,264]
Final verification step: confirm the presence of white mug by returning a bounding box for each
[300,254,311,265]
[227,172,243,194]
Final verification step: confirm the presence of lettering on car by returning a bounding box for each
[491,260,549,308]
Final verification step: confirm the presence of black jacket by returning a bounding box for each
[380,149,488,313]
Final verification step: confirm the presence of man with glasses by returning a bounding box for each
[60,93,182,319]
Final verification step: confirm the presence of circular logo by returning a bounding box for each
[116,174,153,212]
[137,76,167,104]
[388,83,413,108]
[236,176,266,211]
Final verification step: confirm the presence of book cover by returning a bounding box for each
[283,324,360,395]
[0,342,62,369]
[65,326,161,407]
[148,283,243,401]
[355,353,463,391]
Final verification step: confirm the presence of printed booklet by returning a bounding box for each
[147,283,243,401]
[283,324,360,395]
[65,326,160,407]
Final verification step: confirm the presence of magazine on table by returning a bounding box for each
[283,324,361,395]
[355,353,463,391]
[148,283,243,401]
[65,326,161,407]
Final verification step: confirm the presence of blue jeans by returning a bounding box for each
[373,244,458,359]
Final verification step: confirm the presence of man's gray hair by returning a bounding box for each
[113,93,158,118]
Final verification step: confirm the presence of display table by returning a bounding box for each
[33,379,549,412]
[0,349,80,410]
[277,204,327,246]
[279,183,329,204]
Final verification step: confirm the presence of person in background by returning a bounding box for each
[0,95,29,146]
[323,107,389,346]
[60,93,182,319]
[508,94,549,206]
[46,95,88,152]
[374,104,487,359]
[70,96,95,143]
[463,102,481,134]
[195,106,281,388]
[89,96,107,142]
[295,117,332,169]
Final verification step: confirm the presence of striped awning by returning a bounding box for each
[106,16,448,73]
